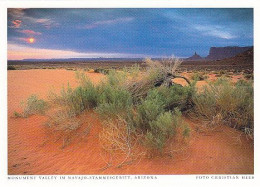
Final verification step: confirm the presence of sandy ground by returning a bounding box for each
[8,69,253,174]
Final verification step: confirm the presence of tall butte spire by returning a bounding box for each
[186,51,203,60]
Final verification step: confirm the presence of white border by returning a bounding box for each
[1,1,259,187]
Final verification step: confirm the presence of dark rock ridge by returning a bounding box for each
[217,47,253,65]
[186,52,203,60]
[206,46,253,60]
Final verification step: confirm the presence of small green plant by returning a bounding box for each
[13,111,22,118]
[16,95,48,118]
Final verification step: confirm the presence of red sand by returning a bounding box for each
[8,69,253,175]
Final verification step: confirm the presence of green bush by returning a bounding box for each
[146,84,194,111]
[192,78,253,138]
[141,108,190,152]
[144,112,175,151]
[96,84,133,119]
[52,82,98,116]
[45,68,192,152]
[106,69,127,87]
[66,86,98,115]
[134,94,165,131]
[127,88,190,152]
[49,73,99,116]
[15,95,48,117]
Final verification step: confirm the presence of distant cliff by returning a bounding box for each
[217,47,253,65]
[206,46,253,60]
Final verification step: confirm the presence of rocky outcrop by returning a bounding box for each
[186,52,203,60]
[217,47,253,65]
[206,46,252,60]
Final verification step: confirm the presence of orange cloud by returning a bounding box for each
[11,20,22,28]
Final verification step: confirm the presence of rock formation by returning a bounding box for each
[186,52,203,60]
[206,46,252,60]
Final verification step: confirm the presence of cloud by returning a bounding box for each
[17,29,42,35]
[8,9,26,19]
[7,44,150,60]
[25,17,59,29]
[8,9,59,29]
[10,20,22,28]
[82,17,134,29]
[193,24,236,39]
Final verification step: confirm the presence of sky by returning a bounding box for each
[7,8,253,60]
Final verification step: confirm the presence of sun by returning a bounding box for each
[27,38,35,44]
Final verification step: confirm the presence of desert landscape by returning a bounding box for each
[8,55,254,175]
[7,8,254,175]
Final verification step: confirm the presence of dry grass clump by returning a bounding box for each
[192,78,254,139]
[99,118,142,168]
[45,109,81,131]
[44,109,83,148]
[14,95,48,118]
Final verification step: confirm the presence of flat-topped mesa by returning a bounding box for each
[206,46,253,60]
[186,51,203,61]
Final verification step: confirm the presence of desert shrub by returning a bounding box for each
[106,69,127,87]
[45,108,83,148]
[125,57,186,103]
[192,78,253,138]
[123,64,141,78]
[13,111,23,118]
[51,84,98,115]
[125,87,190,152]
[142,108,190,152]
[94,68,109,74]
[66,86,98,115]
[49,73,99,116]
[191,72,208,81]
[146,84,195,111]
[133,94,165,131]
[144,112,175,151]
[219,70,226,75]
[96,84,133,119]
[98,118,141,168]
[15,95,48,117]
[244,73,253,80]
[46,109,81,131]
[7,65,16,70]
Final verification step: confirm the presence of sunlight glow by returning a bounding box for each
[28,38,35,44]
